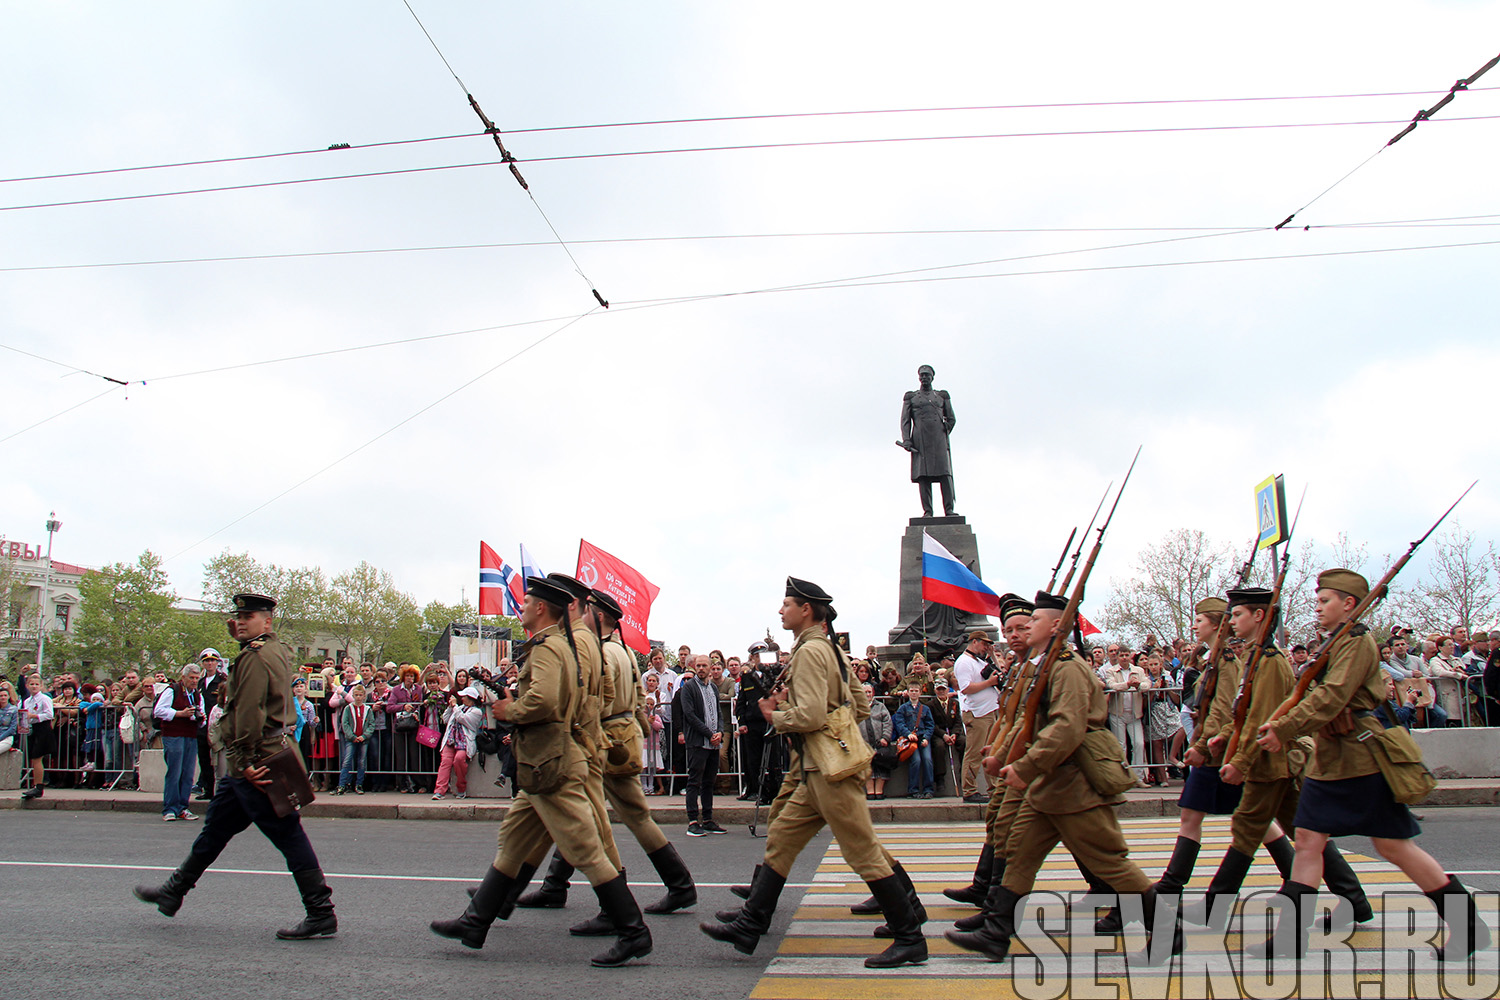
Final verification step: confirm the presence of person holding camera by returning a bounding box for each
[953,629,1000,802]
[154,663,204,822]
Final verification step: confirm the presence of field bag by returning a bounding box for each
[514,721,570,795]
[1360,724,1437,805]
[1072,728,1139,797]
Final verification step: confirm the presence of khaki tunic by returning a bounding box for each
[1189,650,1242,764]
[1226,648,1292,782]
[1267,628,1385,781]
[1008,652,1123,815]
[220,632,295,773]
[599,634,668,855]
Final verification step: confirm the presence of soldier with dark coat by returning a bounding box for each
[133,594,337,940]
[899,364,957,516]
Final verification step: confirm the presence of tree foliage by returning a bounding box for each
[201,550,328,649]
[52,551,182,675]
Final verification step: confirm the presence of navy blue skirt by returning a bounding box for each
[1294,773,1421,839]
[1178,765,1244,814]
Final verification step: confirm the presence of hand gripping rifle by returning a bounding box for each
[1220,486,1306,762]
[1191,537,1261,733]
[1266,481,1477,726]
[1003,447,1141,766]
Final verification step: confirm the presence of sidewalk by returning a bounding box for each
[6,778,1500,822]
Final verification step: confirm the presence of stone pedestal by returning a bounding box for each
[138,748,165,793]
[885,516,997,654]
[463,753,509,798]
[0,749,20,790]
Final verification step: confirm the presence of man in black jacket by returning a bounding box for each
[681,655,725,835]
[736,643,776,802]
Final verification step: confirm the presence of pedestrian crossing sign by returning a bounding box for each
[1256,474,1288,550]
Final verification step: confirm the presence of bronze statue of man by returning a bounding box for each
[898,364,957,517]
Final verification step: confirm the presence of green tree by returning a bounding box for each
[327,561,420,665]
[52,551,181,677]
[201,550,328,650]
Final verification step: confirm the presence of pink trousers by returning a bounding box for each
[436,745,469,795]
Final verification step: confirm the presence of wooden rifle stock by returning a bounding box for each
[1268,481,1476,725]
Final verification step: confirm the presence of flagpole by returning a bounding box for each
[920,530,928,662]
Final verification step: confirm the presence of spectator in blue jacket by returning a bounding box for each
[892,682,936,798]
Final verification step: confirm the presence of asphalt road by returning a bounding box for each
[4,806,1497,1000]
[0,809,830,1000]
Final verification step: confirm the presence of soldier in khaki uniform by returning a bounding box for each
[515,573,623,915]
[702,577,927,968]
[1188,586,1368,930]
[431,576,651,968]
[133,594,336,940]
[1255,568,1491,961]
[948,591,1176,962]
[515,589,697,936]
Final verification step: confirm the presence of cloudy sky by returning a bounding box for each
[3,2,1498,652]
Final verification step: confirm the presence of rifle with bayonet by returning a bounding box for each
[1190,538,1261,736]
[1264,481,1476,728]
[1219,486,1306,762]
[1002,448,1141,767]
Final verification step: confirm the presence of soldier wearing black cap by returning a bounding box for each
[134,594,337,940]
[513,589,698,934]
[431,576,651,967]
[702,577,927,968]
[950,591,1175,963]
[515,573,622,917]
[1254,569,1489,962]
[1180,586,1369,935]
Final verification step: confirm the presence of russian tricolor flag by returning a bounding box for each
[480,541,525,617]
[921,531,1001,617]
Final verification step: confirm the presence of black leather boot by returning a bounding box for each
[873,863,927,938]
[1183,847,1254,929]
[945,883,1019,962]
[643,843,697,914]
[588,874,653,967]
[1131,889,1183,964]
[943,842,994,906]
[730,864,760,900]
[516,853,573,908]
[276,869,338,940]
[850,893,882,914]
[134,852,212,917]
[701,865,786,955]
[1264,835,1295,879]
[1155,836,1201,895]
[955,854,1007,931]
[865,873,928,968]
[431,866,518,949]
[1095,901,1124,935]
[1321,842,1373,924]
[1245,880,1318,960]
[1426,875,1493,961]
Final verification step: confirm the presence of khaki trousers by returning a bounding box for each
[763,767,894,881]
[1230,777,1299,856]
[960,710,996,796]
[496,756,618,886]
[990,783,1026,853]
[1002,800,1152,895]
[603,771,669,855]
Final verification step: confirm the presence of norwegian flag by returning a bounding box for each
[480,541,524,617]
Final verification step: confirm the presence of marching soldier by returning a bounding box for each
[431,576,651,967]
[1254,569,1490,961]
[701,577,927,968]
[1188,586,1368,930]
[134,594,336,940]
[512,589,698,935]
[948,591,1177,962]
[514,574,623,920]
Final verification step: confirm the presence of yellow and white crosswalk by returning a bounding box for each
[749,816,1496,1000]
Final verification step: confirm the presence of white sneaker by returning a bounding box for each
[162,813,177,822]
[431,793,444,800]
[456,792,466,799]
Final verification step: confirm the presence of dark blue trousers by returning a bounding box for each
[188,774,321,873]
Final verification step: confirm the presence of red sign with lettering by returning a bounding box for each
[575,540,660,655]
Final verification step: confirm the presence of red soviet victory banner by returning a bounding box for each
[576,540,660,655]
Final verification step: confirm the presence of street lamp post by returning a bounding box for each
[34,511,61,672]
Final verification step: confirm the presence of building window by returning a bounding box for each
[54,604,69,631]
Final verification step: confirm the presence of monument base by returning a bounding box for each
[887,516,997,652]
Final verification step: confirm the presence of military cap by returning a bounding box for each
[748,640,770,654]
[1317,568,1370,602]
[967,629,994,643]
[545,572,591,603]
[1033,590,1068,612]
[1227,587,1273,609]
[1194,596,1227,616]
[917,364,935,377]
[232,593,277,613]
[526,575,576,609]
[786,576,834,603]
[1000,595,1035,621]
[588,589,624,620]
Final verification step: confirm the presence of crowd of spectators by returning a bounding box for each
[8,622,1500,807]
